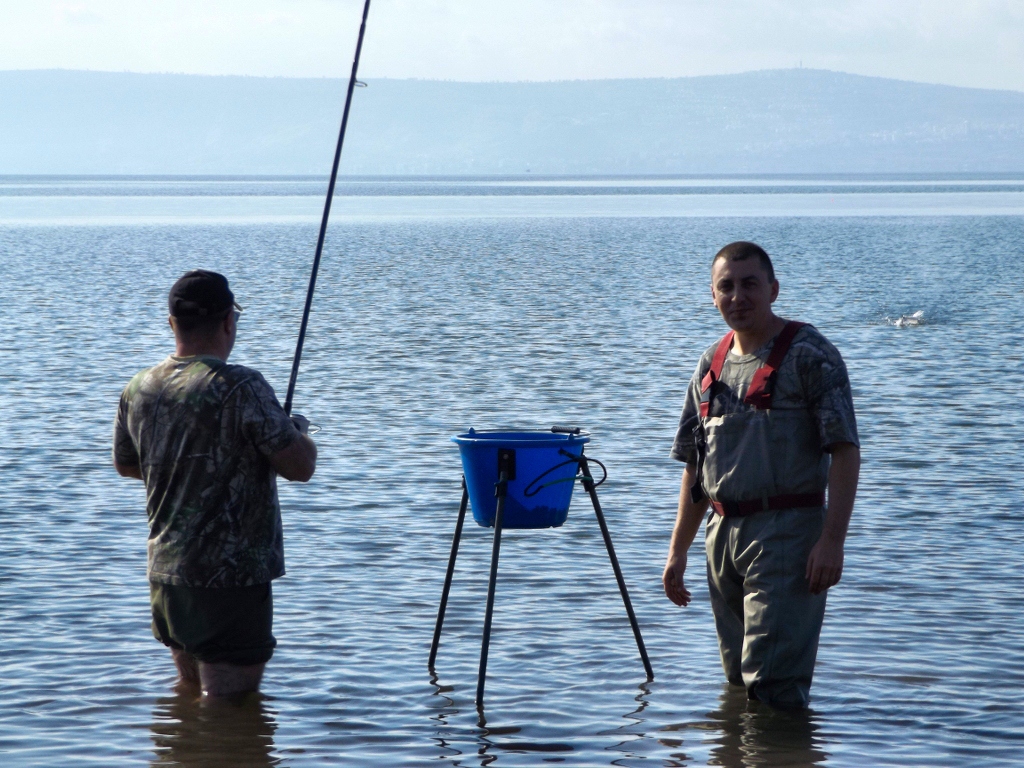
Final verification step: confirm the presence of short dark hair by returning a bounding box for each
[173,309,230,337]
[712,241,775,283]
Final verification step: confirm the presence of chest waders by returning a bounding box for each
[690,320,825,515]
[695,320,830,709]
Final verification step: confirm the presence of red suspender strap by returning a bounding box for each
[743,321,807,410]
[699,331,735,417]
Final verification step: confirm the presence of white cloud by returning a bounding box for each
[0,0,1021,91]
[55,3,104,26]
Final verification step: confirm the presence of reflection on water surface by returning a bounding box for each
[672,686,829,768]
[150,689,279,768]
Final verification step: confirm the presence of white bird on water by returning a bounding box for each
[893,310,925,328]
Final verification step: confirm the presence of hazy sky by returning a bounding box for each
[2,0,1023,91]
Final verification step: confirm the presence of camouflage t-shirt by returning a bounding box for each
[114,356,298,588]
[671,324,859,465]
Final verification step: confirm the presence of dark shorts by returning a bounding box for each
[150,581,276,666]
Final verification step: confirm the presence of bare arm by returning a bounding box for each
[114,460,144,480]
[269,433,317,482]
[806,441,860,594]
[663,462,710,607]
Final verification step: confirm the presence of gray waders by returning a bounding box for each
[694,322,830,709]
[705,506,826,709]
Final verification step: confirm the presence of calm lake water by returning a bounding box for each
[2,176,1023,766]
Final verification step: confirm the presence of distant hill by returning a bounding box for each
[2,69,1023,174]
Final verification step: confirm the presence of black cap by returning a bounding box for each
[168,270,238,318]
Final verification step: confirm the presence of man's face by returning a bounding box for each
[710,257,779,334]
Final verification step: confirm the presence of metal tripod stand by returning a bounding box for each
[428,449,653,708]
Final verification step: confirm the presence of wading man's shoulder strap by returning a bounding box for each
[692,330,734,502]
[743,321,806,410]
[699,331,735,417]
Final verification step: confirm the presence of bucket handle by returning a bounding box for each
[522,449,607,497]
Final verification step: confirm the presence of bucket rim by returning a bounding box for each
[451,426,591,444]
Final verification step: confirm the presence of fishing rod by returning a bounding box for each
[283,0,372,416]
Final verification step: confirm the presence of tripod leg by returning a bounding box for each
[579,456,654,680]
[476,471,507,708]
[429,479,469,669]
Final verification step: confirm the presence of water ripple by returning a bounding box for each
[1,196,1023,766]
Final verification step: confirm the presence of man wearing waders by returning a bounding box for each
[113,270,317,698]
[663,242,860,709]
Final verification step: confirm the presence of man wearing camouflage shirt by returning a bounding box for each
[114,270,317,698]
[662,242,860,709]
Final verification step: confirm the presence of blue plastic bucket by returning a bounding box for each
[452,429,591,529]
